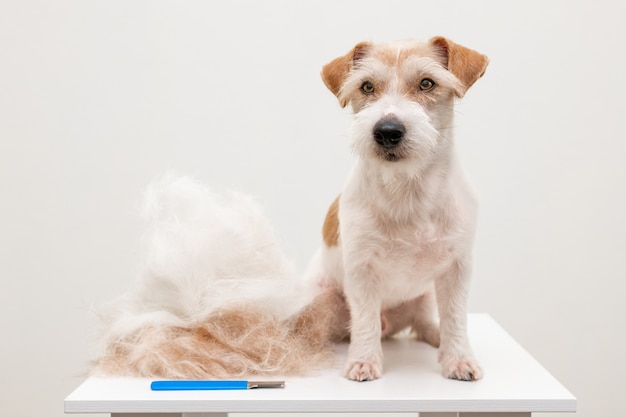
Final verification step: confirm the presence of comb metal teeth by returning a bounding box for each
[247,381,285,389]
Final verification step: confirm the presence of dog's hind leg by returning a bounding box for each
[410,288,441,347]
[381,288,440,348]
[293,287,351,342]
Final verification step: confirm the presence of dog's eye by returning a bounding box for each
[419,78,435,91]
[360,81,375,95]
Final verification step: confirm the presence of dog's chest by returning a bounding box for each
[375,221,455,306]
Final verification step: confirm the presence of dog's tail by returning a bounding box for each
[91,173,341,379]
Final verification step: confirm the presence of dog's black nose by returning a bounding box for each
[373,119,405,148]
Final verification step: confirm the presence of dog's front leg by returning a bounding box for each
[435,258,483,381]
[342,261,384,381]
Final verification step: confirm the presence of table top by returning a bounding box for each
[65,314,576,414]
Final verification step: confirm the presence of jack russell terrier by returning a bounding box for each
[307,36,489,382]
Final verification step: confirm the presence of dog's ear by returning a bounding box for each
[321,42,371,108]
[429,36,489,98]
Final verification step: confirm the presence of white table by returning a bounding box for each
[65,314,575,417]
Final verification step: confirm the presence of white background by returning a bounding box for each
[1,1,625,416]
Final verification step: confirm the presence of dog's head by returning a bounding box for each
[322,37,488,173]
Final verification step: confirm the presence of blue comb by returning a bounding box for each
[150,380,285,391]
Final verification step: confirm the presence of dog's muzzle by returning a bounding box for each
[373,118,405,149]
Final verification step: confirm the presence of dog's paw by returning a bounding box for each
[344,361,382,382]
[439,353,483,381]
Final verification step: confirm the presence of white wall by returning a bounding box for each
[1,1,624,416]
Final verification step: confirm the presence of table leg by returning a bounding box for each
[113,414,182,417]
[420,413,531,417]
[111,413,183,417]
[112,413,228,417]
[420,414,457,417]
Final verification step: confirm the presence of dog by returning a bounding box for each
[306,36,489,382]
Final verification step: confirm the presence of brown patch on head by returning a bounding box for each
[328,40,467,112]
[370,41,437,67]
[429,36,489,97]
[322,196,340,247]
[321,42,371,107]
[321,38,488,111]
